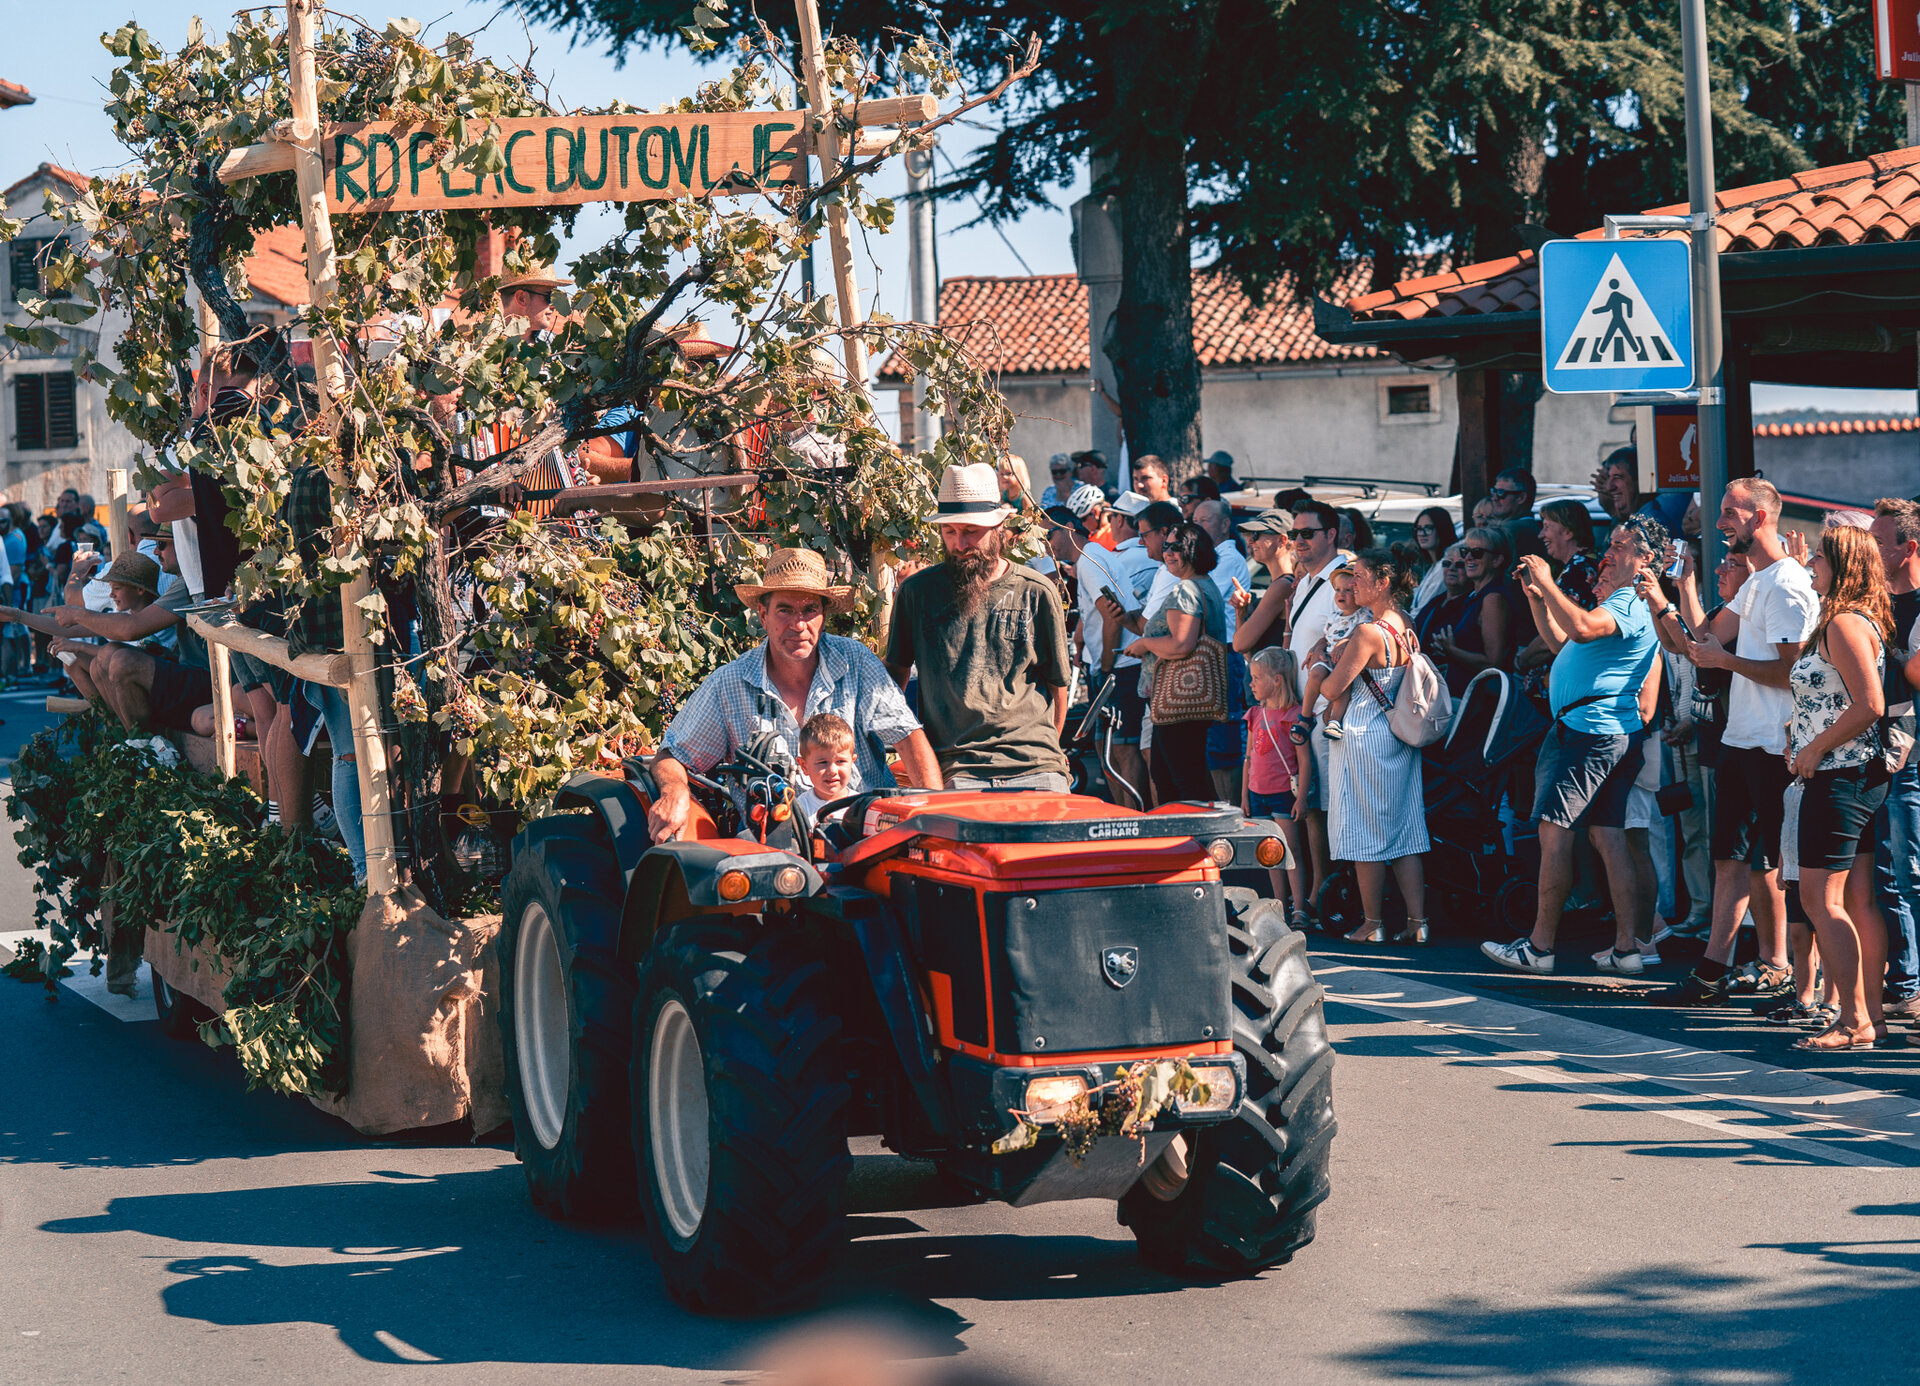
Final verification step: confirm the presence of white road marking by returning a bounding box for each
[1416,1044,1900,1168]
[1319,961,1920,1166]
[0,928,156,1022]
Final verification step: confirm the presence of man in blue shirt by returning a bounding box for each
[647,548,942,841]
[1483,514,1668,976]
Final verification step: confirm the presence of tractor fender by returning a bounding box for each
[551,772,654,893]
[805,887,952,1139]
[615,841,823,966]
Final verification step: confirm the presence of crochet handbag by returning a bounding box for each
[1150,635,1230,725]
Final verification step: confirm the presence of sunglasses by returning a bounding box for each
[1460,546,1494,559]
[1489,487,1526,500]
[1287,527,1326,541]
[1414,523,1437,533]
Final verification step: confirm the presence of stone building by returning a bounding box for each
[3,164,306,514]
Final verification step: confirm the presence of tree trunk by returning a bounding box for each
[1101,4,1218,479]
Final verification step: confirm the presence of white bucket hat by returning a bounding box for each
[934,462,1014,526]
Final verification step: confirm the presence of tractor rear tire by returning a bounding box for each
[1118,915,1336,1275]
[633,918,850,1316]
[153,970,214,1041]
[497,815,637,1222]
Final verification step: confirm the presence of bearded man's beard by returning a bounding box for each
[944,529,1006,617]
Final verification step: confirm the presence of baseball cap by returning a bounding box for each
[1236,508,1291,538]
[1042,504,1085,534]
[1112,490,1151,517]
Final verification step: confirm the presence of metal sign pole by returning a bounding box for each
[1681,0,1727,579]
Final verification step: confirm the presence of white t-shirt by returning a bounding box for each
[1723,555,1819,754]
[1210,540,1253,641]
[1285,554,1350,662]
[1075,543,1143,671]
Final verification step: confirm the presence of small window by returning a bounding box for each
[1386,384,1433,416]
[10,237,67,302]
[13,372,78,451]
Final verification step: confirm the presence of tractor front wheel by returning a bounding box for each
[497,816,637,1222]
[1118,914,1336,1275]
[633,918,850,1315]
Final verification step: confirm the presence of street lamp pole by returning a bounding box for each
[1681,0,1727,578]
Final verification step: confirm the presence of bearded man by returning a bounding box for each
[886,462,1074,791]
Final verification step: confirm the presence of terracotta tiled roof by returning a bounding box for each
[1754,414,1920,438]
[3,162,90,205]
[243,225,310,308]
[1347,146,1920,324]
[0,80,34,109]
[878,266,1379,381]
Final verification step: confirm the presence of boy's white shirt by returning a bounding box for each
[798,763,863,820]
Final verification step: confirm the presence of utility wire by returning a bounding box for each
[937,145,1034,276]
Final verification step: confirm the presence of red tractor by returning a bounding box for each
[495,744,1335,1314]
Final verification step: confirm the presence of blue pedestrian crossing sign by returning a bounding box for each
[1540,238,1694,394]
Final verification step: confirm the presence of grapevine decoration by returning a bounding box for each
[991,1058,1217,1163]
[2,7,1035,914]
[9,712,359,1096]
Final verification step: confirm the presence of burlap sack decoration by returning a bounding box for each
[310,888,509,1137]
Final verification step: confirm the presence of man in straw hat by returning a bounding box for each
[886,463,1074,792]
[49,541,212,734]
[646,547,941,842]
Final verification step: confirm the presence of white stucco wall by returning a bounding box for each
[927,361,1636,493]
[1754,430,1920,506]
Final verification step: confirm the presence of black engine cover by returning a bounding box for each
[983,881,1229,1054]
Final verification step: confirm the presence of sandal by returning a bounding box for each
[1345,918,1386,944]
[1764,1000,1836,1027]
[1793,1026,1876,1053]
[1394,917,1429,945]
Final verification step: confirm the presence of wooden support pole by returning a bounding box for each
[286,0,399,894]
[793,0,869,394]
[1453,368,1501,520]
[210,643,237,779]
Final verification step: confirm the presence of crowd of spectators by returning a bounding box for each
[1016,451,1920,1052]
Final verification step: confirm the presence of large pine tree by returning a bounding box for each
[520,1,1903,466]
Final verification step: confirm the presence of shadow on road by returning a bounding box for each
[36,1152,1200,1367]
[1340,1207,1920,1384]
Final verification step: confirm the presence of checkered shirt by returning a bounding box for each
[284,464,347,657]
[661,635,920,788]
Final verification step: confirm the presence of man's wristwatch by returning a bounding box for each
[1655,604,1678,621]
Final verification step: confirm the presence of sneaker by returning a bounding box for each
[1649,969,1731,1008]
[1670,914,1713,941]
[1482,937,1556,974]
[1884,994,1920,1022]
[1637,940,1662,967]
[1323,720,1345,741]
[1593,948,1645,975]
[1644,923,1674,947]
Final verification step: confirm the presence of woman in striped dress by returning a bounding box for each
[1317,547,1431,943]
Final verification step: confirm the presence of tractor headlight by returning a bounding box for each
[1204,838,1235,866]
[1177,1065,1238,1115]
[717,869,752,902]
[1023,1075,1088,1122]
[1255,836,1288,868]
[772,865,807,896]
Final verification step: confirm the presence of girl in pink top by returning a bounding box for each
[1245,647,1309,925]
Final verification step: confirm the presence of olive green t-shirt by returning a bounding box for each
[886,562,1071,779]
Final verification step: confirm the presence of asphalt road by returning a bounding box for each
[2,732,1916,1382]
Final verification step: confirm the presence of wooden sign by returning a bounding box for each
[323,112,805,212]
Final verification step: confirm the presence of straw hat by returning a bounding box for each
[104,551,161,597]
[934,462,1013,527]
[733,547,854,612]
[498,263,573,294]
[656,321,732,361]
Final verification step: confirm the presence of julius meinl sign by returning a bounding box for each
[324,112,804,212]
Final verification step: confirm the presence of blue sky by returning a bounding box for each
[2,4,1908,420]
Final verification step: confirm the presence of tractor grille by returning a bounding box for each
[983,882,1229,1055]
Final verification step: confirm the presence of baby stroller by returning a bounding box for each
[1315,668,1547,936]
[1421,668,1549,934]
